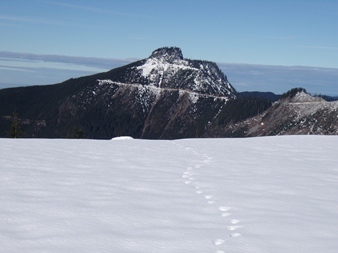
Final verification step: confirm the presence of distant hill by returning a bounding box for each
[316,95,338,102]
[207,88,338,137]
[239,91,280,102]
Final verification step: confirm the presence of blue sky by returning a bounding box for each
[1,0,338,94]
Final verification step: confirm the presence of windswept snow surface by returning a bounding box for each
[1,136,338,253]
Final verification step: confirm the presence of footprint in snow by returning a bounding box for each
[213,239,225,246]
[203,157,212,164]
[219,206,231,212]
[221,212,231,217]
[204,195,214,204]
[195,190,203,194]
[230,232,241,238]
[230,219,240,224]
[227,225,242,231]
[228,220,242,238]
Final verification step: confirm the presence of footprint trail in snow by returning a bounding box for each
[178,143,243,252]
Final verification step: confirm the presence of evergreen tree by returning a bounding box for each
[67,125,85,138]
[9,110,22,138]
[73,126,84,138]
[281,87,307,99]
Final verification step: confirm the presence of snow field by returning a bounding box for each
[1,136,338,253]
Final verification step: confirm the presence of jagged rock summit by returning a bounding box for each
[150,47,184,62]
[107,46,237,98]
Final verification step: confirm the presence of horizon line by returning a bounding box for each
[1,51,338,71]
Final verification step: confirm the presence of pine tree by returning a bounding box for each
[73,126,84,138]
[9,110,22,138]
[67,126,85,138]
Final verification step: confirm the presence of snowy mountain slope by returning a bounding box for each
[208,89,338,137]
[1,136,338,253]
[249,91,338,135]
[133,47,235,97]
[88,46,236,114]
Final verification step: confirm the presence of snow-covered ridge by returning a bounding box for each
[132,47,236,98]
[288,91,326,103]
[136,56,198,83]
[241,90,338,136]
[97,79,231,101]
[95,47,235,100]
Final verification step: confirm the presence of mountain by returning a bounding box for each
[0,47,239,139]
[207,88,338,137]
[1,48,338,139]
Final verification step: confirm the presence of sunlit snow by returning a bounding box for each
[1,136,338,253]
[136,57,197,79]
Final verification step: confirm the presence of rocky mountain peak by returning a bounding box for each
[149,47,184,62]
[280,88,325,103]
[290,91,324,103]
[130,47,237,98]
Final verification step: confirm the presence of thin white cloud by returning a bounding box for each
[0,51,136,71]
[0,51,133,88]
[0,21,20,27]
[39,0,113,14]
[218,62,338,95]
[128,35,148,41]
[0,65,34,72]
[39,0,153,19]
[259,35,297,40]
[1,51,338,95]
[0,15,41,23]
[0,14,104,30]
[293,45,338,50]
[0,14,69,27]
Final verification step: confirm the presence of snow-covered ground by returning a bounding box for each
[1,136,338,253]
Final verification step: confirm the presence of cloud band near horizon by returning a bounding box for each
[1,51,338,95]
